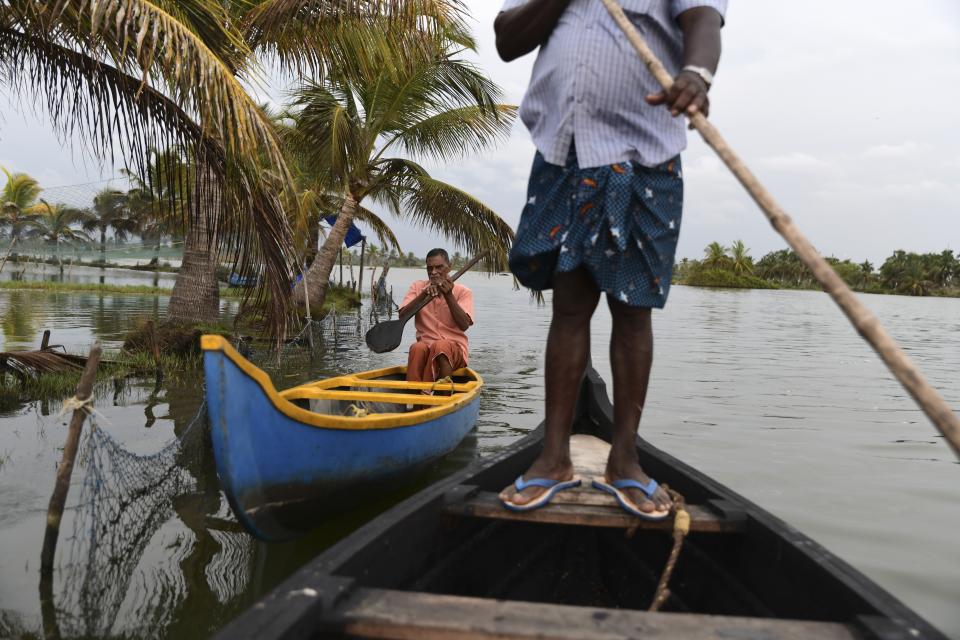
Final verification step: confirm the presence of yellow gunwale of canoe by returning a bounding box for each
[200,335,483,430]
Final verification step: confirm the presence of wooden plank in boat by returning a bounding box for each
[323,588,857,640]
[444,435,741,532]
[444,492,742,532]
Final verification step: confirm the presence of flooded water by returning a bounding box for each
[0,268,957,638]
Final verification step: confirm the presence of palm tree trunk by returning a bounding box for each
[0,236,17,275]
[168,178,220,324]
[293,194,357,308]
[306,216,320,268]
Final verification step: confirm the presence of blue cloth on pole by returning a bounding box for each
[324,216,365,248]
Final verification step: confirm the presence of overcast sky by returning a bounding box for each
[1,0,958,265]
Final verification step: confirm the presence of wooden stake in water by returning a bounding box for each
[40,342,102,572]
[600,0,960,458]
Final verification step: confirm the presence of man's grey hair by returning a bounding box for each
[426,248,450,263]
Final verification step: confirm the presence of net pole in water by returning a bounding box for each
[600,0,960,459]
[40,341,102,571]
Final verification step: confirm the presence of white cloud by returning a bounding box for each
[863,142,925,158]
[757,153,831,171]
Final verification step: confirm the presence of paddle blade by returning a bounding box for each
[365,319,405,353]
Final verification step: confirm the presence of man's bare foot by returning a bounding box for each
[603,454,672,515]
[498,455,575,507]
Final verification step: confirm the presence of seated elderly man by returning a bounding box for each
[399,248,474,384]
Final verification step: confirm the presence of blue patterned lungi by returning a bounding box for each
[509,145,683,308]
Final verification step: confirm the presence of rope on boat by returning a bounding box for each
[631,485,688,612]
[430,376,455,394]
[343,403,370,418]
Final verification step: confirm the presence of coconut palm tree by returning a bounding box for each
[83,189,139,262]
[703,242,730,271]
[858,260,874,289]
[284,37,516,307]
[28,201,93,271]
[0,168,45,273]
[898,257,933,296]
[729,239,752,275]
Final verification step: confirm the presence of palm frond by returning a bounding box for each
[285,82,364,192]
[388,104,516,161]
[242,0,472,76]
[372,159,513,271]
[353,204,400,252]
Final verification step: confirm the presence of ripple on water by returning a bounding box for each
[0,279,959,638]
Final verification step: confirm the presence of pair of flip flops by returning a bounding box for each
[501,475,670,521]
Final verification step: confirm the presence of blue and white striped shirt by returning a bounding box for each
[501,0,727,169]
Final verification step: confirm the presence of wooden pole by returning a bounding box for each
[601,0,960,458]
[358,238,366,295]
[40,342,102,572]
[302,262,315,351]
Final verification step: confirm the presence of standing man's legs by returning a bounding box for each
[500,267,600,506]
[604,297,672,513]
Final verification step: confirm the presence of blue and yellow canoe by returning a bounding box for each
[201,335,482,540]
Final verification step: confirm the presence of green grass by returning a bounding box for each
[0,280,263,298]
[0,350,202,409]
[0,280,172,295]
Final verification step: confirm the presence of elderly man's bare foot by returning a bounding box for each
[498,455,575,507]
[603,454,672,516]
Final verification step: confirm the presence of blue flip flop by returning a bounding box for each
[592,477,671,521]
[501,476,582,512]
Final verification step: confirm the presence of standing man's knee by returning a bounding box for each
[608,298,651,326]
[552,269,601,323]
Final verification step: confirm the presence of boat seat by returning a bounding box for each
[319,588,857,640]
[443,491,745,533]
[443,435,746,533]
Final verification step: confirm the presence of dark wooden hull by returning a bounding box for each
[216,370,947,639]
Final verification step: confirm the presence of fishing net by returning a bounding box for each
[52,401,247,638]
[236,308,371,364]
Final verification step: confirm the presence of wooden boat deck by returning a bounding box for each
[445,435,746,533]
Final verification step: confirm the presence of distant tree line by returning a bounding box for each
[337,245,471,270]
[674,241,960,297]
[1,167,183,274]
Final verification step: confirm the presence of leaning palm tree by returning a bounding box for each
[83,189,139,262]
[0,168,45,273]
[28,201,94,271]
[284,37,517,307]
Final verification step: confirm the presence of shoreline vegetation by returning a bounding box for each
[674,242,960,298]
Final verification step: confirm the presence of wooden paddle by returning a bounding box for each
[601,0,960,458]
[365,252,487,354]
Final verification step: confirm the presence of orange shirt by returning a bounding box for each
[401,280,474,362]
